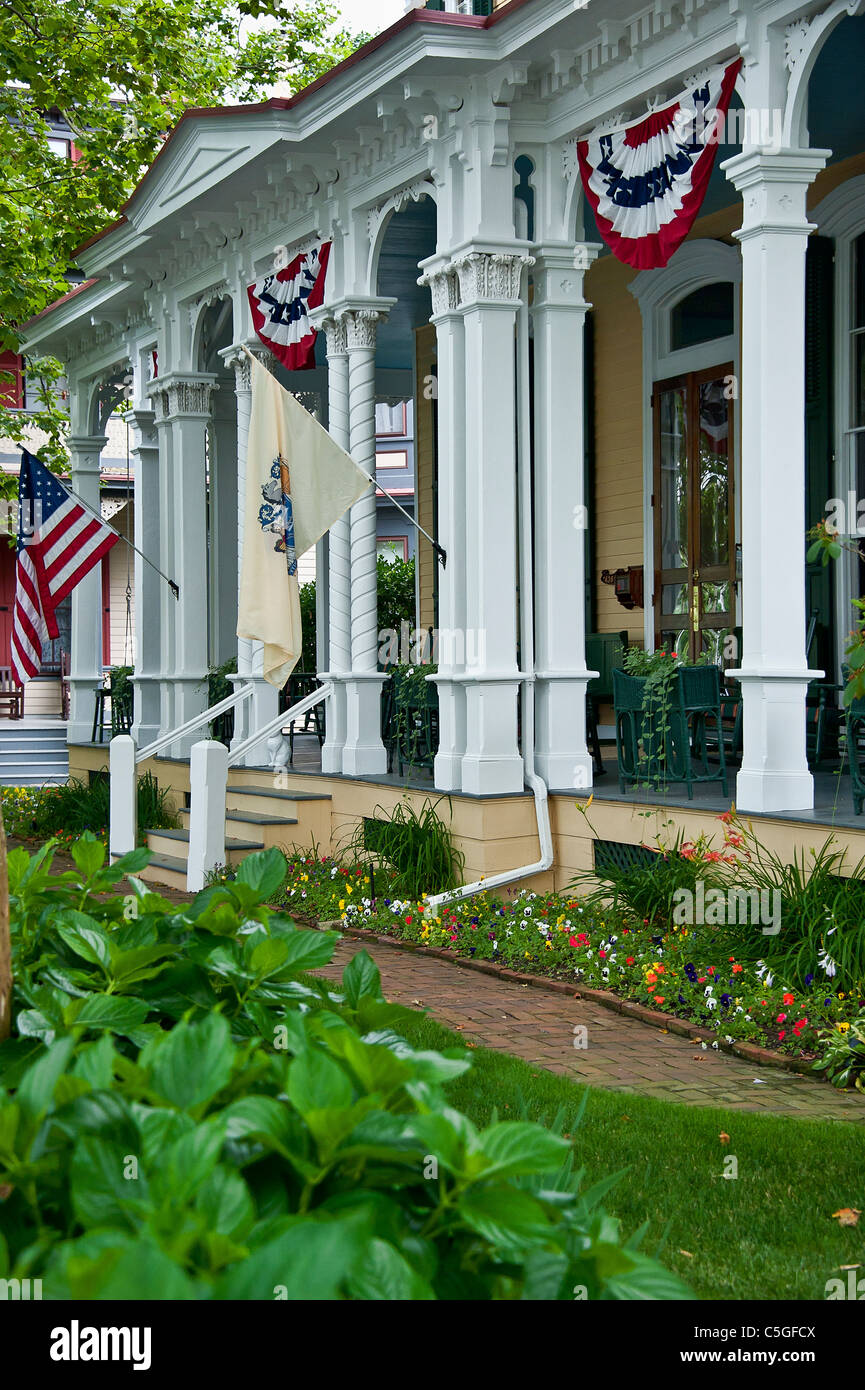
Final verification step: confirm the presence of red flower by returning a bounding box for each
[626,956,635,965]
[783,992,795,1005]
[405,915,413,925]
[793,1018,807,1036]
[778,1030,786,1040]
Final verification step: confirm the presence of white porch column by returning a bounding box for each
[66,433,107,743]
[310,312,350,774]
[418,257,467,791]
[722,148,829,812]
[226,345,279,761]
[454,246,531,795]
[531,243,601,791]
[149,373,216,757]
[342,301,393,776]
[127,409,161,747]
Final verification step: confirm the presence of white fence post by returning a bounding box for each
[109,734,137,861]
[187,739,228,893]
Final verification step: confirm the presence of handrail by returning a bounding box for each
[227,681,332,768]
[137,682,255,763]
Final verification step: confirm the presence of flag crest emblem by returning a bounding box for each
[258,456,298,575]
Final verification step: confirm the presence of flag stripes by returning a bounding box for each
[9,451,118,689]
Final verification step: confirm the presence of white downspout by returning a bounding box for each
[429,224,553,909]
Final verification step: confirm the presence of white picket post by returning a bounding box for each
[109,734,138,861]
[186,739,228,893]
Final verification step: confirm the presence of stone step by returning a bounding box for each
[146,827,265,861]
[138,853,188,892]
[225,783,332,802]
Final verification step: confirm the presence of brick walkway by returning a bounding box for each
[320,935,865,1124]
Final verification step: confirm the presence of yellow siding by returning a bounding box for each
[107,500,135,667]
[415,323,436,631]
[587,251,644,643]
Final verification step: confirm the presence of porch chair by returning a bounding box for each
[614,663,727,798]
[0,667,24,720]
[585,631,628,776]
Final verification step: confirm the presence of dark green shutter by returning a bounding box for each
[804,234,835,679]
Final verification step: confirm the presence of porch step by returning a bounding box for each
[141,780,333,892]
[225,784,332,802]
[139,853,189,892]
[147,828,266,858]
[0,723,69,786]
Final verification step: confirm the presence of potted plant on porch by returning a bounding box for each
[614,647,726,797]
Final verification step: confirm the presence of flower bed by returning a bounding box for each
[278,853,865,1079]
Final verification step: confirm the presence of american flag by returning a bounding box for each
[247,242,331,371]
[10,450,118,688]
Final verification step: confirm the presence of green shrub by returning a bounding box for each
[355,796,465,899]
[1,772,179,845]
[0,836,689,1300]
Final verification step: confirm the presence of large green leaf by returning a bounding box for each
[148,1014,234,1113]
[286,1049,353,1115]
[67,994,150,1036]
[71,1135,150,1229]
[70,833,107,879]
[347,1238,434,1300]
[55,917,112,971]
[16,1036,75,1121]
[457,1186,554,1253]
[472,1122,570,1180]
[215,1218,365,1300]
[195,1165,255,1240]
[236,848,288,900]
[341,949,381,1008]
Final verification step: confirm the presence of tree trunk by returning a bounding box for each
[0,800,10,1042]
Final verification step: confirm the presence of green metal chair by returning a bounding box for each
[614,664,726,798]
[586,631,628,776]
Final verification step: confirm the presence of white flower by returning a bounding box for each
[705,996,718,1010]
[817,949,837,978]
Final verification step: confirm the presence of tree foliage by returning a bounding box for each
[0,0,368,460]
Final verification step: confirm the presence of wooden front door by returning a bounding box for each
[653,364,736,663]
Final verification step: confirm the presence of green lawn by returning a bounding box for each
[360,1000,865,1301]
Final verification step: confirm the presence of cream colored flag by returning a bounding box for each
[238,350,370,687]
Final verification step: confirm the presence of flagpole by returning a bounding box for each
[62,483,180,599]
[242,344,447,569]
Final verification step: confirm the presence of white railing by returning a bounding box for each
[185,681,332,891]
[109,682,255,862]
[110,680,333,892]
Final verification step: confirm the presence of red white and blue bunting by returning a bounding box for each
[247,242,332,371]
[577,59,742,270]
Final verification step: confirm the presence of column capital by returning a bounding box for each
[417,255,461,320]
[220,342,274,393]
[147,371,218,421]
[721,147,830,238]
[309,307,348,358]
[324,297,396,352]
[449,242,534,308]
